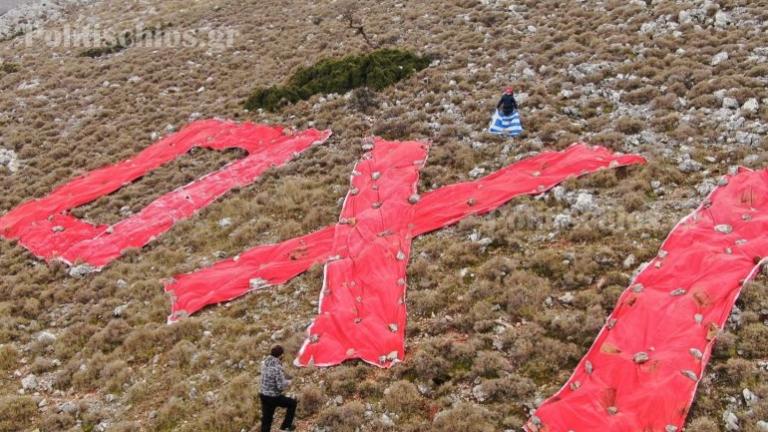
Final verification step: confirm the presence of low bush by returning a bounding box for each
[244,49,431,111]
[0,345,18,371]
[317,400,366,432]
[433,402,495,432]
[0,396,37,432]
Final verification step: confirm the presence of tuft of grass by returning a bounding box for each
[0,396,37,432]
[0,345,18,371]
[244,48,431,112]
[0,63,19,74]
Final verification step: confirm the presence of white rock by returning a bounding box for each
[573,192,596,213]
[558,292,575,304]
[0,148,20,172]
[249,278,268,290]
[218,218,232,228]
[742,388,758,406]
[112,304,128,317]
[380,413,395,427]
[723,410,739,431]
[714,11,730,27]
[551,186,567,202]
[554,213,572,230]
[722,97,739,110]
[36,331,56,345]
[678,156,702,173]
[472,384,487,402]
[59,401,78,414]
[69,264,95,278]
[468,166,485,178]
[715,224,733,234]
[678,10,692,24]
[756,420,768,432]
[17,79,39,90]
[21,374,37,391]
[623,254,636,269]
[736,131,760,147]
[712,51,729,65]
[742,98,759,114]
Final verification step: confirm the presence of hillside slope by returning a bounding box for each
[1,0,767,431]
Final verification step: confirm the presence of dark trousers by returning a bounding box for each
[259,393,296,432]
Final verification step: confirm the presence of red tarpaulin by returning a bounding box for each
[525,167,768,432]
[165,143,646,368]
[0,119,331,269]
[296,138,430,367]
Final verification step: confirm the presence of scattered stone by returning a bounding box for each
[550,186,567,202]
[112,304,128,317]
[36,331,56,345]
[714,11,730,28]
[0,148,20,173]
[249,278,268,290]
[472,384,487,402]
[678,156,702,173]
[573,192,596,213]
[468,166,485,178]
[558,292,575,304]
[742,388,758,406]
[553,213,572,230]
[380,413,395,427]
[218,218,232,228]
[723,410,739,431]
[742,98,759,114]
[116,279,128,289]
[21,374,37,391]
[735,132,760,147]
[728,305,743,328]
[623,254,636,269]
[715,224,733,234]
[723,97,739,110]
[69,264,95,278]
[712,51,729,66]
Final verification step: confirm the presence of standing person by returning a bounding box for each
[497,87,518,115]
[259,345,297,432]
[489,86,524,137]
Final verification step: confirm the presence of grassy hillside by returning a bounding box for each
[1,0,767,431]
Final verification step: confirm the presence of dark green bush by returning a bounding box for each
[244,48,431,111]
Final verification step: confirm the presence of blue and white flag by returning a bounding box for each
[488,110,523,137]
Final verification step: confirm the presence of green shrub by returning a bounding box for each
[244,48,431,111]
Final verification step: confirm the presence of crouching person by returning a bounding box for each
[260,345,297,432]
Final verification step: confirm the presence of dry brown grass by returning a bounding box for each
[1,0,767,430]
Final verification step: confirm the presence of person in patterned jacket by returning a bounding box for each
[259,345,296,432]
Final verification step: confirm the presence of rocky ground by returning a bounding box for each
[1,0,767,431]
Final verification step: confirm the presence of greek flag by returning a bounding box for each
[488,110,523,137]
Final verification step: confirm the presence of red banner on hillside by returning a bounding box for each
[525,167,768,432]
[165,143,646,369]
[0,119,331,269]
